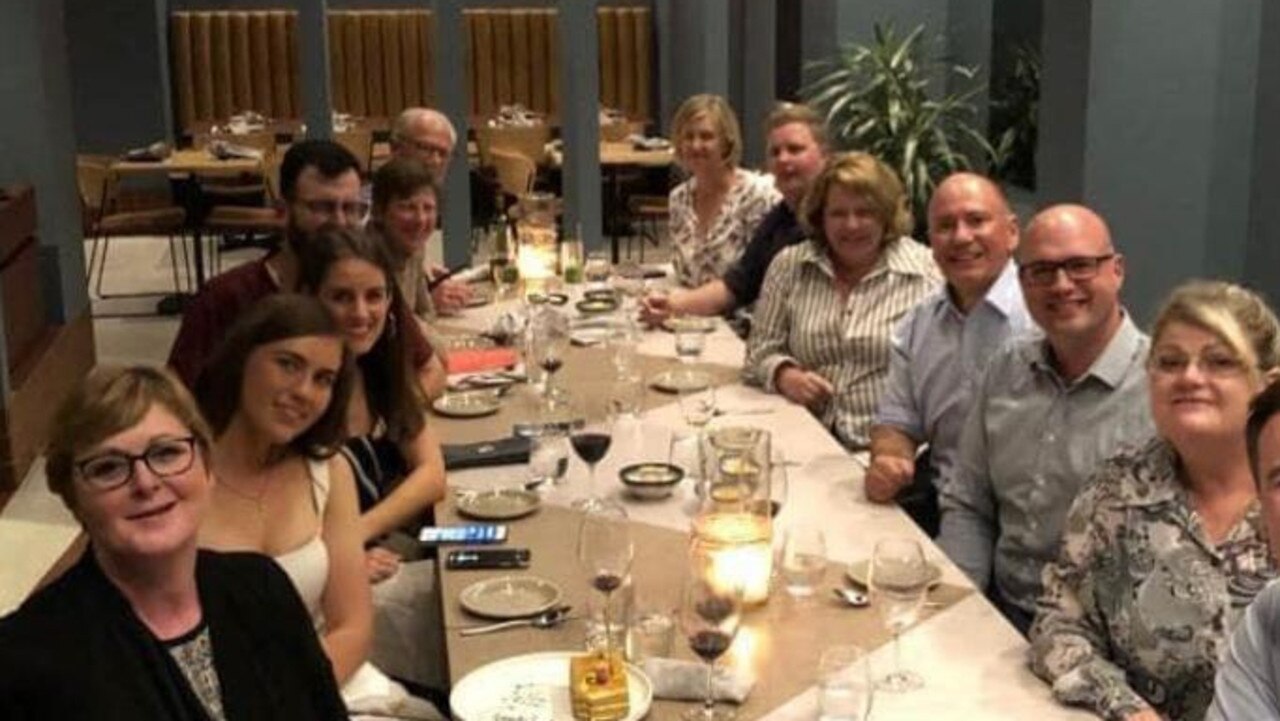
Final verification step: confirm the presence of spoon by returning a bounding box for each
[833,588,870,608]
[459,605,573,636]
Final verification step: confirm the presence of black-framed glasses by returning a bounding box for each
[74,437,199,491]
[1017,254,1116,286]
[297,199,371,220]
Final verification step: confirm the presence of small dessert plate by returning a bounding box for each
[459,576,562,619]
[449,651,653,721]
[649,369,711,394]
[576,298,619,315]
[432,391,502,418]
[845,559,944,589]
[456,489,541,520]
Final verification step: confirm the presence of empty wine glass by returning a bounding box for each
[679,386,717,433]
[529,309,570,406]
[680,548,744,721]
[578,501,635,661]
[868,538,930,692]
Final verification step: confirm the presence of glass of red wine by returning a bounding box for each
[680,549,744,721]
[577,501,634,660]
[570,396,616,511]
[530,309,570,407]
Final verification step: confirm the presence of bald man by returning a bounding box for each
[937,204,1153,633]
[388,107,471,314]
[865,174,1036,536]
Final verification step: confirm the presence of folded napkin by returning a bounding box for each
[123,141,172,162]
[445,347,519,374]
[442,436,531,471]
[641,658,755,703]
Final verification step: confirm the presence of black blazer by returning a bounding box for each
[0,548,347,720]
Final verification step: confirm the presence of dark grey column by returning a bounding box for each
[654,0,674,132]
[1037,0,1091,202]
[946,0,992,134]
[1080,0,1262,322]
[0,0,87,341]
[1245,0,1280,304]
[557,0,604,251]
[431,0,471,267]
[296,0,334,138]
[699,0,731,98]
[740,0,776,167]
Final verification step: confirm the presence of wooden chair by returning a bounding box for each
[625,193,668,262]
[488,148,536,212]
[201,154,285,274]
[76,155,189,304]
[475,124,553,167]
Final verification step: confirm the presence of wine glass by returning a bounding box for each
[674,317,708,365]
[578,501,635,659]
[679,386,717,433]
[526,429,570,490]
[680,550,744,721]
[571,397,616,511]
[529,309,570,405]
[868,538,930,692]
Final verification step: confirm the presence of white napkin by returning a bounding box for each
[641,658,755,703]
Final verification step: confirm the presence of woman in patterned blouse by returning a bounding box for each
[1030,280,1280,721]
[743,151,940,449]
[667,94,780,287]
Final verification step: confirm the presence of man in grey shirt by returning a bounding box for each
[1208,381,1280,720]
[937,204,1154,633]
[867,172,1035,536]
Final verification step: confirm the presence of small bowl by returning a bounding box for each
[583,288,619,302]
[619,462,684,500]
[576,297,618,315]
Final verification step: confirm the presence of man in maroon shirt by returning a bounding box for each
[168,139,445,397]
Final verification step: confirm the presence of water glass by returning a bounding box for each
[818,645,873,721]
[610,373,646,419]
[585,250,612,286]
[675,323,707,363]
[527,430,570,488]
[627,610,675,662]
[780,528,827,598]
[668,430,702,483]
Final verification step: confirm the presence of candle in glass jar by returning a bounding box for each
[694,512,773,606]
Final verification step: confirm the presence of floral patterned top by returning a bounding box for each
[668,169,780,288]
[1029,437,1274,721]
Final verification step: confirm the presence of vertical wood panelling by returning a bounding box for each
[172,14,196,130]
[230,14,253,112]
[343,15,367,116]
[211,13,234,118]
[511,11,532,107]
[401,14,422,109]
[268,12,291,117]
[361,14,385,117]
[329,14,348,112]
[633,8,652,122]
[598,8,618,110]
[529,11,550,113]
[249,13,272,115]
[193,13,215,121]
[382,14,404,114]
[547,12,560,117]
[492,12,512,106]
[472,13,495,118]
[421,12,435,105]
[616,9,637,116]
[285,12,300,120]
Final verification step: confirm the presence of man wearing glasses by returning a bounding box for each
[389,107,471,314]
[865,173,1035,537]
[168,140,441,394]
[937,203,1153,633]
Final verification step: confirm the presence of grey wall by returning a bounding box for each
[1037,0,1090,201]
[1245,0,1280,305]
[0,0,88,331]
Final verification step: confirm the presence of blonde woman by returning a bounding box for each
[668,94,779,287]
[1030,280,1280,721]
[743,151,940,449]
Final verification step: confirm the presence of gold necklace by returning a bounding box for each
[215,476,269,512]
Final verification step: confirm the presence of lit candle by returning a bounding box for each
[694,512,773,606]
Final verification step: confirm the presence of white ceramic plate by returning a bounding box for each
[450,651,653,721]
[456,489,541,520]
[845,559,943,589]
[459,576,563,619]
[433,391,502,418]
[649,369,711,394]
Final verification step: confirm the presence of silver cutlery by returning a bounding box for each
[459,605,573,636]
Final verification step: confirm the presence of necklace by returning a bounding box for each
[216,476,269,512]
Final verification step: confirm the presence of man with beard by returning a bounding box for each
[168,140,442,395]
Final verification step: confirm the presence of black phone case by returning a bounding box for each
[446,548,531,570]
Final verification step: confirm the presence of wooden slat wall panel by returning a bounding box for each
[286,12,301,118]
[172,14,196,130]
[361,14,385,117]
[421,12,435,105]
[615,9,637,117]
[211,13,234,118]
[381,14,404,113]
[401,14,422,109]
[492,12,512,107]
[230,14,253,112]
[632,8,652,123]
[268,12,292,117]
[190,13,213,122]
[343,14,367,116]
[528,12,550,113]
[470,13,495,118]
[546,11,560,116]
[249,13,273,114]
[510,11,531,107]
[329,14,348,111]
[598,9,618,111]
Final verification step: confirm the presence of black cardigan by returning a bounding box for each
[0,548,348,720]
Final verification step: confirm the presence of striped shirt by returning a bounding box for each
[743,236,941,449]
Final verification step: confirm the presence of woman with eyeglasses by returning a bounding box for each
[743,152,940,450]
[0,365,347,719]
[196,294,442,719]
[1030,280,1280,721]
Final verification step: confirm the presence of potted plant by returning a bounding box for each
[801,23,995,225]
[989,43,1041,190]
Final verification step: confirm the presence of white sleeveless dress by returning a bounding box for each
[273,460,442,721]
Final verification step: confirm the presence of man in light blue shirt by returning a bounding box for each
[936,204,1154,633]
[1208,382,1280,720]
[867,173,1035,536]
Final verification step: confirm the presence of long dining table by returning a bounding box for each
[429,285,1090,720]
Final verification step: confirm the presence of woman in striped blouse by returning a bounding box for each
[743,152,941,450]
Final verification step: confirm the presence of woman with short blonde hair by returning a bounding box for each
[1031,279,1280,721]
[744,151,940,450]
[667,94,779,287]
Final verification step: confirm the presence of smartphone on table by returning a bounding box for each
[419,524,509,545]
[446,548,532,570]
